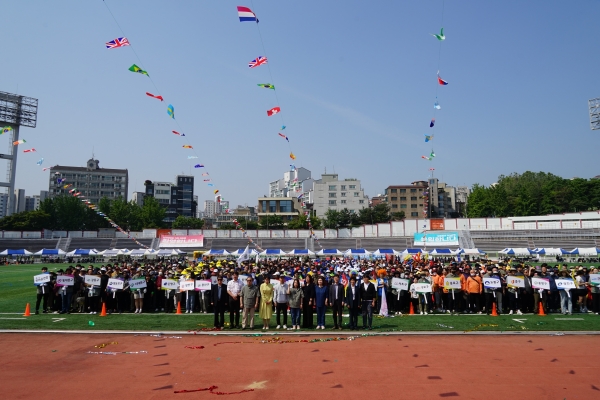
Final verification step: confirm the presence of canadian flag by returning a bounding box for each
[267,106,280,116]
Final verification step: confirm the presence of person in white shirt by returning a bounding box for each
[274,274,289,329]
[227,272,243,329]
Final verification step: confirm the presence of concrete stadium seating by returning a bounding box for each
[0,239,59,252]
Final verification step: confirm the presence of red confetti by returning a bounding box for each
[184,346,205,350]
[174,386,254,395]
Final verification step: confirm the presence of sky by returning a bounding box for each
[2,0,599,209]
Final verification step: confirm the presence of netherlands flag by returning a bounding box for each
[237,6,258,23]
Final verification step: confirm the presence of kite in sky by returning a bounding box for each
[267,106,280,116]
[290,152,296,160]
[290,164,296,170]
[36,158,44,165]
[434,101,441,109]
[257,83,275,90]
[424,134,434,143]
[201,173,209,176]
[278,133,289,142]
[188,156,198,159]
[437,73,448,85]
[167,104,175,119]
[237,6,259,23]
[13,139,25,145]
[129,64,148,76]
[203,179,211,182]
[146,92,164,101]
[183,145,193,149]
[421,150,436,161]
[173,130,185,136]
[23,148,36,153]
[249,56,267,68]
[281,125,286,130]
[431,27,445,41]
[214,189,219,194]
[194,164,204,168]
[208,183,214,187]
[42,168,49,171]
[1,126,12,134]
[430,118,435,127]
[106,37,130,49]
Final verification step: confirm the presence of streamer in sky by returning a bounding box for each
[42,168,49,171]
[421,151,435,161]
[194,164,204,168]
[36,158,44,165]
[13,139,26,145]
[23,148,36,153]
[237,6,259,23]
[106,37,130,49]
[202,173,209,176]
[183,145,193,149]
[172,131,185,136]
[208,183,214,187]
[167,104,175,119]
[278,133,289,142]
[290,152,296,160]
[129,64,148,76]
[437,73,448,85]
[1,126,12,134]
[203,179,211,182]
[146,92,164,101]
[431,27,445,41]
[214,189,219,194]
[281,126,286,130]
[257,83,275,90]
[434,101,441,110]
[430,118,435,127]
[188,156,198,159]
[248,56,267,68]
[267,106,281,116]
[424,134,434,143]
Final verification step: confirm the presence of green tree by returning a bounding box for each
[218,223,236,230]
[39,195,91,230]
[258,215,284,229]
[140,196,165,228]
[286,214,322,230]
[234,217,259,230]
[390,211,406,221]
[172,215,205,229]
[0,210,52,231]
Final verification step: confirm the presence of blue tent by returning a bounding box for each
[259,249,287,256]
[429,248,454,255]
[0,249,33,255]
[316,249,343,256]
[372,248,401,256]
[344,249,371,256]
[34,248,66,256]
[402,248,426,255]
[287,249,315,256]
[203,249,231,256]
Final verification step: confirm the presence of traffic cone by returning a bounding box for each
[176,301,182,314]
[23,303,31,317]
[99,302,107,317]
[491,303,498,317]
[409,302,415,315]
[538,302,546,316]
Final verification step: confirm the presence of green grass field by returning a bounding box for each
[1,264,599,332]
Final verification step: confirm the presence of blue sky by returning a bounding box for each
[2,0,599,208]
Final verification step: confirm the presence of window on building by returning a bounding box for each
[329,185,336,190]
[411,212,419,217]
[392,204,398,208]
[329,193,336,198]
[349,185,356,189]
[400,196,406,201]
[359,200,364,204]
[411,196,417,201]
[391,197,397,201]
[280,200,292,212]
[349,209,355,213]
[410,189,416,193]
[341,200,347,204]
[354,192,359,197]
[391,188,397,193]
[411,204,417,208]
[400,189,406,193]
[269,200,277,213]
[341,185,346,190]
[329,200,336,205]
[341,192,346,197]
[400,204,407,209]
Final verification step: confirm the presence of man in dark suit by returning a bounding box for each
[359,274,376,330]
[327,274,345,330]
[211,277,228,329]
[344,275,361,330]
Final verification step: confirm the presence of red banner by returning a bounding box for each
[430,219,445,230]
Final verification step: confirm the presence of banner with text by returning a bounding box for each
[159,234,204,248]
[413,231,459,246]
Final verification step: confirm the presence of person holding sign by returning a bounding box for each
[557,270,573,315]
[505,268,523,315]
[575,270,589,313]
[34,267,51,314]
[483,267,503,315]
[443,270,461,314]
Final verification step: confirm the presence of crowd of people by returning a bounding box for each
[33,257,600,330]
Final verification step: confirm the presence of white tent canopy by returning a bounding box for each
[499,248,533,256]
[569,248,598,256]
[456,248,486,255]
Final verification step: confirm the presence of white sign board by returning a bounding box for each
[129,278,147,289]
[196,280,212,292]
[391,278,409,291]
[107,278,124,290]
[34,273,51,285]
[589,274,600,286]
[444,277,462,290]
[180,280,195,291]
[506,276,525,288]
[556,279,576,290]
[531,277,550,290]
[85,275,101,286]
[412,283,432,293]
[483,277,501,289]
[161,279,178,290]
[56,275,74,286]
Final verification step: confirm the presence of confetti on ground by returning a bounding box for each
[95,342,118,349]
[87,351,147,355]
[174,385,254,395]
[184,346,205,350]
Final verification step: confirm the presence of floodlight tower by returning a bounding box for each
[589,97,600,130]
[0,91,38,216]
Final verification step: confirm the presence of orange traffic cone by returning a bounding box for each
[409,302,415,315]
[538,302,546,316]
[176,301,182,314]
[491,303,498,317]
[23,303,31,317]
[99,302,107,317]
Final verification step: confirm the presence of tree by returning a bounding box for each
[39,195,103,231]
[234,217,259,230]
[139,196,165,228]
[390,211,406,221]
[358,203,391,225]
[218,224,236,230]
[286,214,322,230]
[172,215,205,229]
[258,215,284,229]
[0,210,52,231]
[107,197,142,231]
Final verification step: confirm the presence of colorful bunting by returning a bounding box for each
[1,126,12,134]
[13,139,25,145]
[173,131,185,136]
[36,158,44,165]
[237,6,259,23]
[23,148,36,153]
[194,164,204,168]
[146,92,164,101]
[430,118,435,128]
[267,106,280,116]
[278,133,289,142]
[437,73,448,86]
[106,37,130,49]
[248,56,267,68]
[289,152,296,160]
[431,27,445,41]
[128,64,148,76]
[257,83,275,89]
[424,134,434,143]
[167,104,175,119]
[183,145,193,149]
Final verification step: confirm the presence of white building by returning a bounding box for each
[269,167,314,199]
[132,191,145,206]
[150,182,173,206]
[219,200,230,214]
[204,200,217,217]
[308,174,368,218]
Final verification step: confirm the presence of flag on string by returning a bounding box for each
[128,64,148,76]
[278,133,289,141]
[146,92,164,101]
[257,83,275,89]
[1,126,12,134]
[188,156,198,159]
[429,168,435,171]
[430,118,435,127]
[167,104,175,119]
[183,145,193,149]
[424,134,434,143]
[106,37,130,49]
[248,56,267,68]
[208,183,214,186]
[36,158,44,165]
[23,148,36,153]
[202,173,209,176]
[281,125,286,130]
[267,106,280,116]
[289,152,296,160]
[194,164,204,168]
[173,131,185,136]
[237,6,259,23]
[214,189,219,194]
[42,168,49,171]
[203,179,211,182]
[437,73,448,85]
[13,139,25,145]
[434,101,441,109]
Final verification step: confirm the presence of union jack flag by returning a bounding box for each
[248,56,267,68]
[106,37,130,49]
